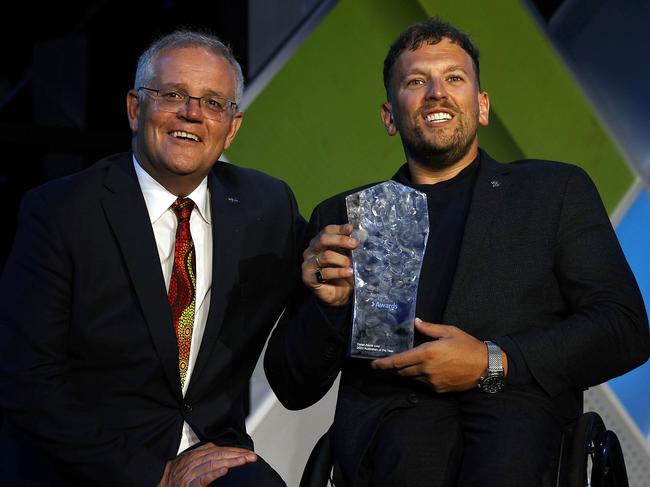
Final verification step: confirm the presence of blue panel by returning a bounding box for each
[609,188,650,439]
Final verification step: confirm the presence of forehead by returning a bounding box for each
[394,38,475,78]
[151,46,236,92]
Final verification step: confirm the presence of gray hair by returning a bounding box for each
[134,30,244,104]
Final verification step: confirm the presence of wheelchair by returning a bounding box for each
[300,411,629,487]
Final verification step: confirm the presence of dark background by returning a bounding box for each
[0,0,325,268]
[2,0,648,267]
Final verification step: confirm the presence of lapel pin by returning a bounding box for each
[490,179,501,188]
[227,196,240,204]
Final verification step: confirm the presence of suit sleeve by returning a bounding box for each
[498,166,650,397]
[0,189,164,487]
[264,203,351,410]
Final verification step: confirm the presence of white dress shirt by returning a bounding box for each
[133,156,212,454]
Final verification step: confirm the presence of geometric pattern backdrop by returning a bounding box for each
[229,0,650,483]
[612,187,650,440]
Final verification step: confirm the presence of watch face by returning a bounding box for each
[480,375,505,394]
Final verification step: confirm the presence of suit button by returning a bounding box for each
[407,393,419,404]
[183,403,193,414]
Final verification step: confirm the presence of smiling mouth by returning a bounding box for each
[425,112,453,123]
[170,130,201,142]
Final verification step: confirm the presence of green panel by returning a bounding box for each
[227,0,525,216]
[416,0,633,212]
[478,111,525,164]
[227,0,631,216]
[226,0,425,216]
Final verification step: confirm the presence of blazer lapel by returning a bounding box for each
[101,156,182,400]
[445,151,511,319]
[189,167,245,389]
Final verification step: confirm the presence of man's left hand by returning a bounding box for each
[371,319,494,393]
[157,443,257,487]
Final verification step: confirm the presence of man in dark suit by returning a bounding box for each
[264,17,650,486]
[0,30,301,486]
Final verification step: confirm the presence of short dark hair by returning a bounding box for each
[383,17,480,96]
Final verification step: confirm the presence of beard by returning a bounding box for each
[399,103,479,170]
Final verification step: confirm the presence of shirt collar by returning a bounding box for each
[132,155,211,225]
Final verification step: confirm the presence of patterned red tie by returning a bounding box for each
[168,198,196,387]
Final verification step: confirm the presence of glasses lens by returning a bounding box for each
[148,88,234,121]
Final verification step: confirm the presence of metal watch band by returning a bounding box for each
[478,340,505,393]
[485,340,503,374]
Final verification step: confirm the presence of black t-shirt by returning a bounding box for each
[393,156,479,345]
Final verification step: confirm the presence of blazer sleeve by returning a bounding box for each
[0,189,164,487]
[499,166,650,397]
[264,203,351,410]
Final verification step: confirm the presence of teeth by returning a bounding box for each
[171,131,200,142]
[426,112,452,122]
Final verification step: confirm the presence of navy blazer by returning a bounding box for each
[264,149,650,481]
[0,152,304,486]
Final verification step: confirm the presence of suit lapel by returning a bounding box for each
[445,152,511,318]
[101,156,183,400]
[188,167,245,390]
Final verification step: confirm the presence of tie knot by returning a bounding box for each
[171,198,195,222]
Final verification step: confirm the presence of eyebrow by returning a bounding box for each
[158,83,229,98]
[442,65,470,75]
[402,64,471,78]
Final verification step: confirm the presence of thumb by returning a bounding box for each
[414,318,449,338]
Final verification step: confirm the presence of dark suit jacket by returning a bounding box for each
[264,150,650,481]
[0,152,304,486]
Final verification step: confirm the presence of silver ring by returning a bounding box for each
[315,254,322,268]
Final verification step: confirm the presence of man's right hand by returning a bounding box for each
[157,443,257,487]
[302,223,358,306]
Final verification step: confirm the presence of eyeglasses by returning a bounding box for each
[138,87,238,121]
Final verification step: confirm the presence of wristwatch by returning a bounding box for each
[478,340,505,393]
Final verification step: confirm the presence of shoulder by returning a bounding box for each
[506,159,597,198]
[507,158,583,177]
[12,153,133,247]
[22,152,130,210]
[210,161,302,221]
[212,160,292,193]
[483,153,603,215]
[482,150,593,190]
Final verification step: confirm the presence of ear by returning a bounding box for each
[126,90,141,132]
[478,91,490,127]
[380,102,398,136]
[223,111,244,151]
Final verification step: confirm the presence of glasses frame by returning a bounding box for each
[137,86,239,121]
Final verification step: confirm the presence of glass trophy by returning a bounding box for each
[346,181,429,359]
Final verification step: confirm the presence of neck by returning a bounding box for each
[151,169,202,197]
[163,181,200,198]
[137,162,203,197]
[407,143,478,185]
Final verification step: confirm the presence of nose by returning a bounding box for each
[179,96,204,121]
[426,78,447,99]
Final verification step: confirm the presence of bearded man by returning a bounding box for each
[263,17,649,487]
